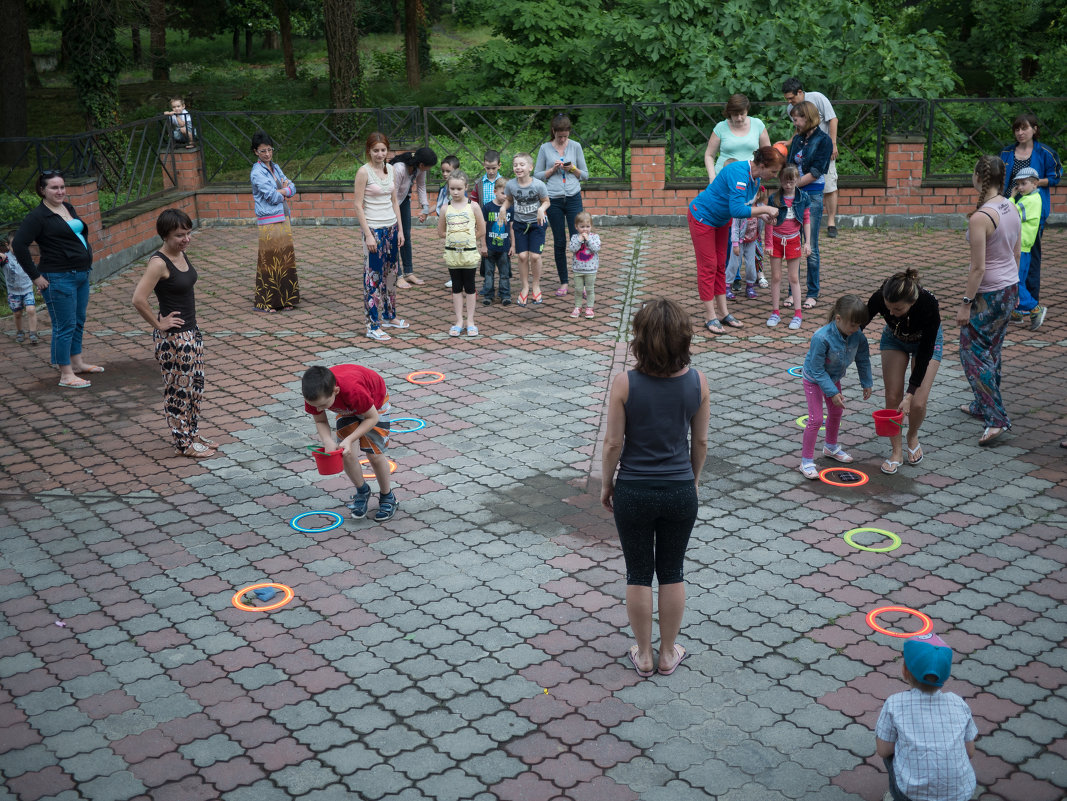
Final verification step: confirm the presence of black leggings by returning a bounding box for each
[449,268,477,295]
[613,480,698,586]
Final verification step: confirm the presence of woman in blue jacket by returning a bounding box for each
[250,131,299,312]
[786,101,833,309]
[999,112,1062,315]
[688,146,782,334]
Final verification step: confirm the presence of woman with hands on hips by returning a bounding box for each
[132,209,215,459]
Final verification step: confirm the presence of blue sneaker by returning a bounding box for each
[375,491,398,522]
[347,484,372,519]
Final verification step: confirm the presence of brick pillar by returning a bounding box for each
[630,140,666,192]
[64,176,101,234]
[159,147,204,191]
[883,136,925,214]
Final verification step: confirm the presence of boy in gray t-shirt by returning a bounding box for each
[503,153,549,306]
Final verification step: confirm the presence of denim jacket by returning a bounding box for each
[770,188,812,240]
[786,128,833,186]
[251,161,296,224]
[803,321,873,398]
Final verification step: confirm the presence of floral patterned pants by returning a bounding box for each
[154,328,205,454]
[364,224,399,329]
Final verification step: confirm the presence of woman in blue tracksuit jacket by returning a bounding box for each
[1000,112,1062,309]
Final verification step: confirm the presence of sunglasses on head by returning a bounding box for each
[41,169,63,178]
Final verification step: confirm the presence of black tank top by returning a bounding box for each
[618,368,702,481]
[152,250,197,332]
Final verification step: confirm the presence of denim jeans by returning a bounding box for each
[41,270,90,367]
[883,756,913,801]
[546,193,583,285]
[482,251,511,300]
[398,196,414,275]
[805,191,824,299]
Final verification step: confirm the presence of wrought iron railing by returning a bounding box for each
[194,107,422,184]
[0,119,177,231]
[924,97,1067,181]
[1,98,1063,231]
[422,105,628,184]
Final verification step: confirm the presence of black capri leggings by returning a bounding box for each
[449,268,477,295]
[613,480,698,586]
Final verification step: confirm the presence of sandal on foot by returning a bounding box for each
[180,442,215,459]
[531,291,543,304]
[195,434,218,448]
[783,296,794,308]
[75,365,105,374]
[449,325,464,337]
[704,319,725,335]
[823,445,853,463]
[407,275,426,286]
[658,644,687,676]
[396,277,412,289]
[466,324,479,336]
[906,443,923,465]
[58,378,91,389]
[979,426,1004,446]
[628,644,654,678]
[881,459,903,475]
[555,286,568,297]
[803,297,818,309]
[516,292,528,307]
[722,314,743,328]
[799,462,819,479]
[959,404,982,418]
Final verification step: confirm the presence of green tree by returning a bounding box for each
[62,0,122,128]
[451,0,956,104]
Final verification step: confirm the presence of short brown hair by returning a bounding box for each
[631,298,692,377]
[789,100,821,134]
[752,145,785,170]
[724,94,750,117]
[827,294,869,326]
[1012,112,1040,139]
[156,208,193,238]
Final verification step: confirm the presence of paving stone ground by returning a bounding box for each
[1,220,1064,801]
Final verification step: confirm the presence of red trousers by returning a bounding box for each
[688,209,729,301]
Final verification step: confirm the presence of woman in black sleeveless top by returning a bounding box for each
[601,298,710,677]
[132,209,215,458]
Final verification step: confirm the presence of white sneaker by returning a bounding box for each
[382,318,409,329]
[445,280,453,288]
[758,273,769,288]
[788,315,803,330]
[366,327,391,342]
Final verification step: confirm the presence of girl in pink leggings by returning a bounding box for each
[799,295,874,479]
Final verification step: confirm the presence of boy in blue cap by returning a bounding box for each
[875,632,978,801]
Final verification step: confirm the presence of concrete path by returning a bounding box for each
[1,223,1064,801]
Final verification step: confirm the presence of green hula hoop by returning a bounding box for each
[843,527,902,553]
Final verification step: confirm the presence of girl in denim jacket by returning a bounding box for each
[799,295,873,479]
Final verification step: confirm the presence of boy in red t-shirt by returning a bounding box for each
[302,364,397,521]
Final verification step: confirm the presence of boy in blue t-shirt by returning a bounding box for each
[481,177,513,305]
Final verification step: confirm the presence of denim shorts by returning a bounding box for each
[879,324,943,362]
[7,291,35,312]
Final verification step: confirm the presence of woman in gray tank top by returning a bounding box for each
[601,299,710,677]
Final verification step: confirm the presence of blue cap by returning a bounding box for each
[903,632,952,688]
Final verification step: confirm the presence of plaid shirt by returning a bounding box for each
[876,688,977,801]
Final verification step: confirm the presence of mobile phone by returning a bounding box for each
[562,161,572,167]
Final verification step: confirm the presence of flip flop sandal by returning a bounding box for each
[408,276,426,285]
[628,645,654,678]
[979,427,1004,446]
[722,314,744,328]
[906,443,923,465]
[75,365,105,374]
[704,319,725,335]
[803,297,818,309]
[783,296,794,308]
[881,459,903,475]
[58,378,91,389]
[516,292,528,307]
[658,644,687,676]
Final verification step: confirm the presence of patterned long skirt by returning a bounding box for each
[255,219,300,310]
[154,328,205,454]
[364,224,400,329]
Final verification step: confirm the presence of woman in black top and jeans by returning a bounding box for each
[132,209,215,459]
[12,171,102,388]
[865,269,943,475]
[601,298,710,678]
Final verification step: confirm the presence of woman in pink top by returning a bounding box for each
[957,155,1021,445]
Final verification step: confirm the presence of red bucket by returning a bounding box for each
[311,447,344,475]
[872,409,904,437]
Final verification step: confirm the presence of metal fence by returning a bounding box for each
[924,97,1067,180]
[2,98,1063,230]
[0,118,178,231]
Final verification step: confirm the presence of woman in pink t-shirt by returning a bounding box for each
[957,155,1021,446]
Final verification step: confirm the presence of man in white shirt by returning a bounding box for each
[783,78,839,237]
